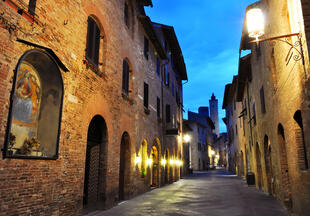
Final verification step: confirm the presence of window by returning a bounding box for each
[164,40,168,53]
[157,97,160,119]
[124,2,129,27]
[156,58,160,77]
[172,82,174,96]
[4,50,63,159]
[166,104,171,123]
[164,65,169,87]
[86,17,101,66]
[28,0,37,15]
[198,143,201,151]
[144,37,149,60]
[122,59,130,94]
[236,124,238,135]
[260,86,266,114]
[252,103,256,125]
[144,82,149,108]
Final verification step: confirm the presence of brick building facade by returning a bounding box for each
[223,0,310,215]
[0,0,187,215]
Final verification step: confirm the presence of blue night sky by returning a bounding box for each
[146,0,257,133]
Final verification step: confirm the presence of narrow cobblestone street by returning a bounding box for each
[86,169,288,216]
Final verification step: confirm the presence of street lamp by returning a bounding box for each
[246,8,264,42]
[161,159,167,166]
[183,134,191,143]
[147,158,153,166]
[246,7,306,77]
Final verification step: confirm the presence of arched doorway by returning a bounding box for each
[119,132,131,201]
[240,151,245,177]
[255,143,262,189]
[177,151,182,179]
[277,124,292,208]
[83,115,107,211]
[150,145,159,187]
[293,110,308,170]
[264,135,273,195]
[171,149,176,181]
[165,149,170,184]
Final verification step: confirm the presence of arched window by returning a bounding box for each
[124,2,129,27]
[86,16,101,66]
[5,50,63,159]
[293,110,308,169]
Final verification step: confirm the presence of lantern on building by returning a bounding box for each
[246,8,265,41]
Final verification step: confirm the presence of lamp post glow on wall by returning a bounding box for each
[246,7,306,77]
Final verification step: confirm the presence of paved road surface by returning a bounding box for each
[85,169,288,216]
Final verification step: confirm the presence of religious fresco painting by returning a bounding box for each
[6,51,63,159]
[8,62,43,157]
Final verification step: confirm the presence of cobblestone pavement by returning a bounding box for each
[85,169,288,216]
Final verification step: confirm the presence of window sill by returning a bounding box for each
[122,92,134,105]
[144,107,150,115]
[83,59,106,79]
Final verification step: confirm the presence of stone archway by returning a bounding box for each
[264,135,273,195]
[83,115,107,212]
[164,149,170,184]
[255,143,263,189]
[150,145,159,187]
[277,124,292,209]
[119,132,131,201]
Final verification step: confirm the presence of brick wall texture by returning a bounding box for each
[0,0,185,215]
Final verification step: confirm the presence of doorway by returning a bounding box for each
[151,145,159,187]
[119,132,131,201]
[83,115,107,211]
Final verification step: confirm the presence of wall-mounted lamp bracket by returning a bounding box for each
[250,33,307,78]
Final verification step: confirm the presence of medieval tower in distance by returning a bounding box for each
[209,93,219,136]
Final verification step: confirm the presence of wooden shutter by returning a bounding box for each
[260,86,266,114]
[144,37,149,59]
[156,58,160,77]
[166,104,170,123]
[124,3,129,27]
[28,0,37,15]
[122,60,129,94]
[94,24,100,65]
[144,82,149,108]
[157,97,160,118]
[86,17,100,66]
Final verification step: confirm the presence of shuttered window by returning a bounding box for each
[28,0,37,15]
[156,58,160,77]
[144,37,149,60]
[260,86,266,114]
[86,17,100,66]
[122,59,130,94]
[252,103,256,125]
[144,82,149,108]
[124,2,129,27]
[157,97,160,118]
[166,104,171,123]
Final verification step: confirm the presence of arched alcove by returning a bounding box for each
[5,49,63,159]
